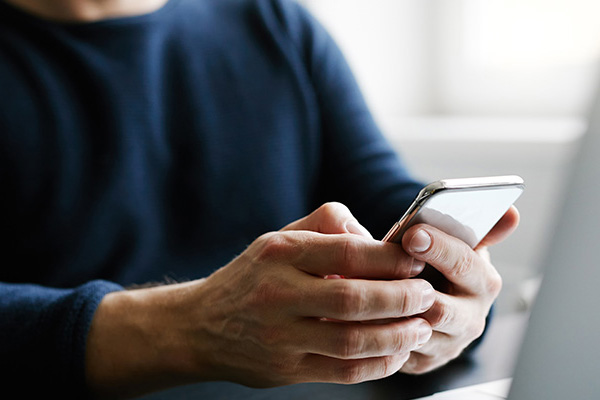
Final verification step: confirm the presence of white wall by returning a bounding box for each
[303,0,435,120]
[302,0,599,312]
[432,0,600,117]
[304,0,600,119]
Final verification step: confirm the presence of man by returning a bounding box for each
[0,0,519,397]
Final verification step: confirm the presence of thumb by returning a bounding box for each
[281,202,373,238]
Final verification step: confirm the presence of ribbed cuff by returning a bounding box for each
[57,280,124,396]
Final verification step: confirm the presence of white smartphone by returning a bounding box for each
[382,175,525,248]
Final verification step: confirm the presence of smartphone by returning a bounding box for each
[382,175,525,248]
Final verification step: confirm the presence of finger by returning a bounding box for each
[256,230,421,279]
[298,352,410,384]
[418,292,470,335]
[408,331,454,358]
[295,278,435,321]
[477,206,520,249]
[400,347,454,375]
[281,202,373,238]
[293,318,432,359]
[401,225,502,296]
[410,330,479,362]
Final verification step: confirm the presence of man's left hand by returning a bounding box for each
[399,206,520,373]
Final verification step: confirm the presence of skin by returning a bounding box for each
[3,0,170,22]
[85,202,519,398]
[86,203,436,397]
[3,1,521,396]
[400,207,519,373]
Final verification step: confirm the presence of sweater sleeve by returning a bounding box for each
[0,280,122,396]
[260,0,423,239]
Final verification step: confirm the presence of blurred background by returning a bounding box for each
[300,0,600,314]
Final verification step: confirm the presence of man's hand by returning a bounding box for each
[399,206,520,374]
[85,203,434,397]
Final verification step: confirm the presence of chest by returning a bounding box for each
[0,29,323,284]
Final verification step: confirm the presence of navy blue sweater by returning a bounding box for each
[0,0,421,395]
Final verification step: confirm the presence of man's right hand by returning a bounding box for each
[85,203,434,398]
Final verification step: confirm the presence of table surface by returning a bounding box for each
[139,312,529,400]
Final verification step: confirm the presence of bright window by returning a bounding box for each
[464,0,600,69]
[303,0,600,118]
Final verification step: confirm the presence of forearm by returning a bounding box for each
[85,279,213,398]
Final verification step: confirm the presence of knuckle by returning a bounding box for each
[424,234,478,278]
[409,355,437,375]
[318,202,350,218]
[337,361,366,384]
[427,241,452,267]
[251,279,281,307]
[268,355,297,381]
[393,250,410,278]
[449,347,464,361]
[257,326,284,348]
[332,281,366,319]
[250,275,295,308]
[467,319,487,340]
[379,355,403,379]
[486,269,503,296]
[428,302,453,329]
[255,232,293,262]
[342,237,362,275]
[380,356,395,378]
[450,250,476,278]
[339,237,363,276]
[397,287,415,315]
[399,352,412,368]
[390,326,410,353]
[337,326,365,359]
[397,281,424,315]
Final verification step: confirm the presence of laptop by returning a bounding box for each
[415,87,600,399]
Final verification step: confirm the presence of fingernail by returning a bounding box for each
[410,258,425,277]
[420,285,435,312]
[345,220,373,239]
[417,323,433,345]
[410,230,431,253]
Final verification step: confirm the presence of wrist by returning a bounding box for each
[85,280,209,398]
